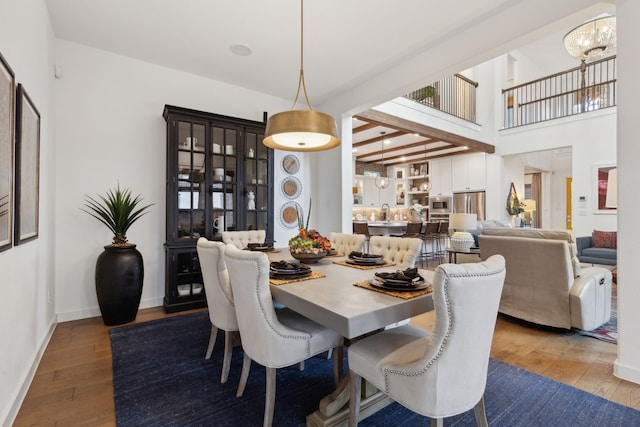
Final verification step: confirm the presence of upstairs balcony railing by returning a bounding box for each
[502,55,617,129]
[405,74,478,123]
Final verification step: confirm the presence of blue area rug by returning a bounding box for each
[110,311,639,426]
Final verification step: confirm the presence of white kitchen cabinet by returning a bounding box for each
[361,176,397,207]
[429,158,452,196]
[451,152,486,192]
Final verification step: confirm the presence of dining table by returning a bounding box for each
[267,249,435,426]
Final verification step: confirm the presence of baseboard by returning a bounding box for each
[614,358,640,385]
[56,296,164,323]
[2,320,56,427]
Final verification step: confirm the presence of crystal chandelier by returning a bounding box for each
[563,15,616,63]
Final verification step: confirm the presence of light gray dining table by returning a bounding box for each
[267,250,435,426]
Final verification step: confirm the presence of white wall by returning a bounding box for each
[0,1,56,424]
[497,109,616,237]
[52,40,291,321]
[615,0,640,385]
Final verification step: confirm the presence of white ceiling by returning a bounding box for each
[45,0,615,163]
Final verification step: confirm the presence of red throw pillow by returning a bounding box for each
[593,230,617,249]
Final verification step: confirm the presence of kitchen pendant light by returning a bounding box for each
[263,0,340,152]
[375,132,389,189]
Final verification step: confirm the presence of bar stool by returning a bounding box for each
[421,222,442,267]
[353,221,370,252]
[437,221,450,258]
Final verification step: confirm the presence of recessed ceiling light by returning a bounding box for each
[229,44,252,56]
[400,156,406,161]
[414,133,420,137]
[352,148,358,153]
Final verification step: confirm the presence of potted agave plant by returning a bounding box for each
[82,184,153,325]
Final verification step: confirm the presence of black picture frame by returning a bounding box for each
[14,83,40,245]
[0,52,15,252]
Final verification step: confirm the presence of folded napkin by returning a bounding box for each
[374,268,423,284]
[348,251,382,259]
[270,261,310,271]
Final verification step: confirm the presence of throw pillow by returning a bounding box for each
[593,230,617,249]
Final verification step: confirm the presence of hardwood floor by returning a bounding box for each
[12,306,640,426]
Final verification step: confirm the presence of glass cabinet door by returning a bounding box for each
[244,130,269,233]
[210,126,237,236]
[177,121,206,239]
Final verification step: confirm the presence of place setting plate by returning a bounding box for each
[368,278,430,292]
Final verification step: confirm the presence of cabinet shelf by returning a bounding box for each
[407,191,429,195]
[407,174,428,180]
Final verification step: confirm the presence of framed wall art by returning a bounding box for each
[14,83,41,244]
[593,163,617,214]
[0,52,15,252]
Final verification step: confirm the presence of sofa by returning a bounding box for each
[576,231,617,266]
[479,228,612,331]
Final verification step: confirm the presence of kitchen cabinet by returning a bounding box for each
[429,158,452,196]
[451,152,486,192]
[361,176,396,207]
[162,105,273,312]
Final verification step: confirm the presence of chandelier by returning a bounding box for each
[375,132,389,189]
[263,0,340,152]
[563,15,616,63]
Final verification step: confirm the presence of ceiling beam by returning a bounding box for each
[356,110,495,153]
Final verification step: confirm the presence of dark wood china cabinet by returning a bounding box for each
[162,105,273,312]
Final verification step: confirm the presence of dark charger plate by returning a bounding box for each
[270,270,312,280]
[369,278,430,292]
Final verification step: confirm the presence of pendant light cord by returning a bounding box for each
[291,0,314,111]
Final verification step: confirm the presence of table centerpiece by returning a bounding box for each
[288,200,331,263]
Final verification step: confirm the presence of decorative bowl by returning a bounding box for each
[290,250,327,264]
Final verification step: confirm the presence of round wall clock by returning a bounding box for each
[281,154,300,175]
[281,176,302,200]
[279,201,302,229]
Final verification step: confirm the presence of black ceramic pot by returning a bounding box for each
[95,244,144,326]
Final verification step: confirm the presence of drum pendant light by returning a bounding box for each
[263,0,340,152]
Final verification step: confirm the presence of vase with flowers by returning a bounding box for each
[408,203,423,221]
[288,199,331,263]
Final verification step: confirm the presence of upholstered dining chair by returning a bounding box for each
[328,232,366,255]
[347,255,506,427]
[196,238,243,384]
[224,244,344,427]
[368,236,423,268]
[221,229,266,249]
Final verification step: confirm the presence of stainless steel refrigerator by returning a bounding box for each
[453,191,486,221]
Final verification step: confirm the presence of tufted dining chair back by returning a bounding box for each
[221,230,266,249]
[224,244,344,427]
[368,236,422,267]
[348,255,507,426]
[328,232,366,255]
[196,238,241,383]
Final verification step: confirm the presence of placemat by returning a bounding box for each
[353,280,432,299]
[269,271,326,286]
[333,260,395,270]
[325,252,345,258]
